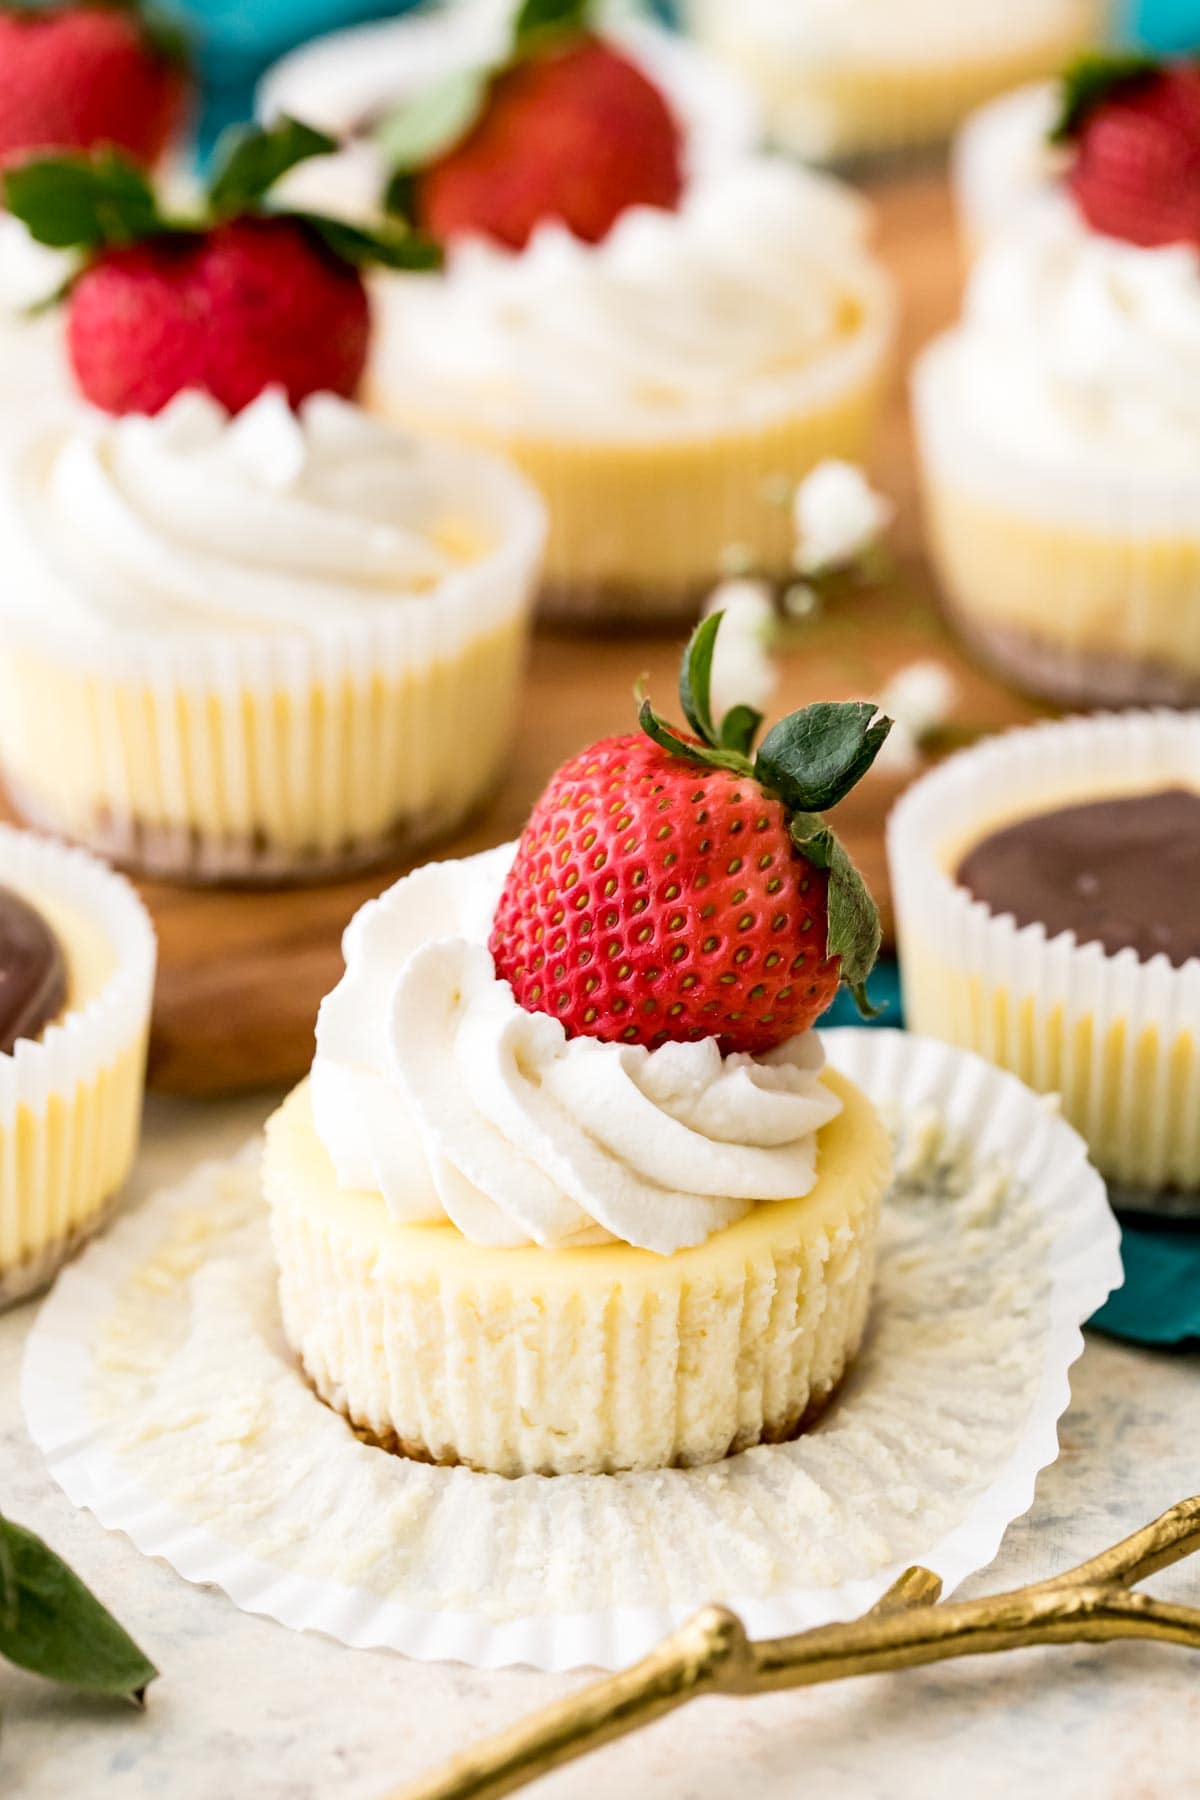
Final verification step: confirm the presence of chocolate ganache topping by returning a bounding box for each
[956,788,1200,969]
[0,885,66,1053]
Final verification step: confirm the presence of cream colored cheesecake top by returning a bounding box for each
[311,847,843,1255]
[0,387,546,645]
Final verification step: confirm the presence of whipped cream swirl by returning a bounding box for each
[945,203,1200,478]
[0,388,543,644]
[312,847,842,1254]
[372,158,889,434]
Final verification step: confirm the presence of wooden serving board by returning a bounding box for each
[7,171,1047,1096]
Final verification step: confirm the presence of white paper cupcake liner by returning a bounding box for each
[681,0,1098,162]
[0,444,545,881]
[0,825,155,1305]
[889,712,1200,1202]
[22,1029,1119,1670]
[913,335,1200,705]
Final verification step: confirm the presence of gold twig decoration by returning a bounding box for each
[389,1497,1200,1800]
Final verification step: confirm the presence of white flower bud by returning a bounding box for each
[700,579,778,726]
[792,460,892,575]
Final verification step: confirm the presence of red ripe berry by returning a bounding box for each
[415,37,683,250]
[491,618,891,1057]
[66,216,371,416]
[491,733,842,1055]
[0,3,185,172]
[1067,62,1200,248]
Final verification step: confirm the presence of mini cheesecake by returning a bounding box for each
[265,624,897,1475]
[266,1070,889,1477]
[889,713,1200,1206]
[0,828,154,1306]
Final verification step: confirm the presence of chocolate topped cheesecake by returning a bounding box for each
[956,789,1200,968]
[887,711,1200,1207]
[0,885,66,1053]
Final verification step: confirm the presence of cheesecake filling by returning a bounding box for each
[957,787,1200,968]
[312,846,842,1254]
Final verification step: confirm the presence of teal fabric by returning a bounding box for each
[166,0,424,157]
[1127,0,1200,50]
[825,958,903,1030]
[1091,1224,1200,1347]
[838,961,1198,1348]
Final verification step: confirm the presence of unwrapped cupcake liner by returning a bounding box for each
[0,825,155,1306]
[681,0,1097,162]
[22,1029,1119,1670]
[373,272,893,626]
[0,449,545,882]
[913,337,1200,706]
[889,711,1200,1202]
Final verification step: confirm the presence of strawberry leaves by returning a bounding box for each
[376,69,490,179]
[1050,51,1160,143]
[786,816,883,1016]
[0,1512,157,1703]
[756,701,891,813]
[640,614,890,1018]
[208,115,335,217]
[5,148,165,248]
[514,0,594,56]
[5,117,443,279]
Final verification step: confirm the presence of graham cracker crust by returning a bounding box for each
[300,1356,854,1479]
[946,606,1200,710]
[4,781,491,889]
[0,1193,121,1311]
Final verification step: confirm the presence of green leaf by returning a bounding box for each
[208,116,337,217]
[755,701,891,815]
[825,836,884,1017]
[1050,51,1160,142]
[513,0,593,56]
[678,613,722,749]
[295,212,443,273]
[719,704,763,758]
[0,1515,157,1703]
[134,0,191,70]
[375,68,490,175]
[382,168,418,224]
[788,817,883,1017]
[4,150,164,250]
[637,699,750,778]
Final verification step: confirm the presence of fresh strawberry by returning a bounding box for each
[0,1,187,171]
[377,0,683,251]
[1053,54,1200,248]
[67,215,371,417]
[415,38,682,250]
[491,616,890,1054]
[4,118,439,416]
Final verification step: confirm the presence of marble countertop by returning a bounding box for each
[2,1091,1199,1800]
